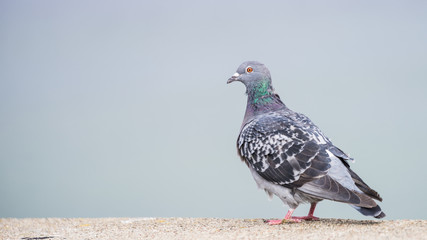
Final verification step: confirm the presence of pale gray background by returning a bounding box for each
[1,1,426,220]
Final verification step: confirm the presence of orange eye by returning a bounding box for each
[246,67,253,73]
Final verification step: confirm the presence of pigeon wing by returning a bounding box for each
[237,112,331,187]
[237,112,366,205]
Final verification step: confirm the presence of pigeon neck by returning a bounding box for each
[247,79,273,104]
[244,82,286,121]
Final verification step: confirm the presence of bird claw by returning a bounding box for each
[264,215,319,225]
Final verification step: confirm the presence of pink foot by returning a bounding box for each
[265,203,320,225]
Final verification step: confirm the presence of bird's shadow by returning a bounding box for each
[263,218,383,226]
[21,237,55,240]
[314,218,383,225]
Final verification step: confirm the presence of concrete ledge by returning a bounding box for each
[1,218,425,240]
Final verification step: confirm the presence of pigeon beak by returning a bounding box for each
[227,72,240,84]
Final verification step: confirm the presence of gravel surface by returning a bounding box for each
[1,218,426,240]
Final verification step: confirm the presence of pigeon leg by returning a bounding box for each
[266,208,302,225]
[291,203,319,221]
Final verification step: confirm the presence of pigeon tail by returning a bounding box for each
[352,204,386,219]
[348,168,383,202]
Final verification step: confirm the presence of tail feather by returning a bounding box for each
[299,175,377,208]
[352,204,386,219]
[298,175,362,205]
[300,175,386,219]
[348,168,383,202]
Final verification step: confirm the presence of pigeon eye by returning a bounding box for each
[246,67,253,73]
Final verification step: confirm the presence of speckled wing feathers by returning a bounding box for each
[238,110,334,187]
[236,109,372,206]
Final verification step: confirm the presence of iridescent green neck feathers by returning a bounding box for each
[249,79,274,105]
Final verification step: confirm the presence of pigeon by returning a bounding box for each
[227,61,385,224]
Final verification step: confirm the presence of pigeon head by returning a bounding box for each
[227,61,275,102]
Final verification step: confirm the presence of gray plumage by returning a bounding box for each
[227,61,385,219]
